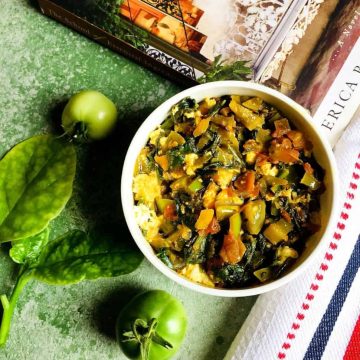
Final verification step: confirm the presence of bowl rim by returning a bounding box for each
[121,80,339,297]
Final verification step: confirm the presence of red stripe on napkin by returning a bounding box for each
[276,153,360,359]
[343,315,360,360]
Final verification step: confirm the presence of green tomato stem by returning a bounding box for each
[122,318,173,360]
[0,271,31,347]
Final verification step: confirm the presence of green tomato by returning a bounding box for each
[116,290,188,360]
[61,90,117,140]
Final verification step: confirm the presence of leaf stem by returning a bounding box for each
[0,272,31,347]
[121,318,173,360]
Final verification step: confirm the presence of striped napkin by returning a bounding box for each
[224,112,360,360]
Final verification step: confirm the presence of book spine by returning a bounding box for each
[36,0,197,88]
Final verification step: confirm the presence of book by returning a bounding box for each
[38,0,322,83]
[36,0,359,145]
[290,0,360,146]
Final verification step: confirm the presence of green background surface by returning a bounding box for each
[0,1,256,359]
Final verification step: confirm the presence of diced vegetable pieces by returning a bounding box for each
[254,267,272,282]
[163,203,178,221]
[133,172,161,208]
[214,188,244,207]
[287,130,306,149]
[135,148,152,175]
[220,106,231,116]
[229,213,241,238]
[275,246,298,265]
[245,152,256,165]
[273,119,291,137]
[301,172,321,190]
[166,225,192,250]
[197,132,212,150]
[215,197,243,208]
[264,175,288,187]
[234,170,258,197]
[303,162,314,175]
[193,118,210,137]
[195,209,214,230]
[160,221,176,236]
[211,114,236,130]
[269,138,299,163]
[188,177,204,193]
[271,203,279,216]
[198,100,211,115]
[264,219,293,245]
[164,131,185,151]
[205,216,221,235]
[174,121,192,135]
[217,127,240,149]
[154,155,169,171]
[216,205,239,222]
[280,209,292,223]
[151,235,170,250]
[219,233,246,264]
[170,176,190,191]
[203,182,219,208]
[186,235,207,264]
[242,97,263,111]
[256,128,272,143]
[242,200,266,235]
[243,139,262,153]
[184,154,200,175]
[160,117,174,130]
[278,168,290,179]
[229,99,264,130]
[179,264,214,287]
[156,198,175,214]
[213,168,238,189]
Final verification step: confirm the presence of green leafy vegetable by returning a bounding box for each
[184,235,207,264]
[33,230,142,285]
[9,228,50,265]
[167,138,197,170]
[208,99,226,117]
[198,55,252,83]
[170,97,198,124]
[0,229,143,346]
[217,264,246,286]
[156,248,173,269]
[0,135,76,242]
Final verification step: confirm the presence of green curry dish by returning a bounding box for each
[133,95,324,289]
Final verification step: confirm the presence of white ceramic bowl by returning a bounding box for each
[121,81,338,297]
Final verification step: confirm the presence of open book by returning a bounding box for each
[37,0,360,145]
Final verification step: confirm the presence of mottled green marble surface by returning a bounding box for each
[0,1,256,359]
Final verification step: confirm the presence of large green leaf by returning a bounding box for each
[0,135,76,242]
[9,228,50,265]
[32,230,143,285]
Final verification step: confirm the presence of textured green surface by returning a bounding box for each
[0,1,256,359]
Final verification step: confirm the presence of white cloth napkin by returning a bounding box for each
[224,112,360,360]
